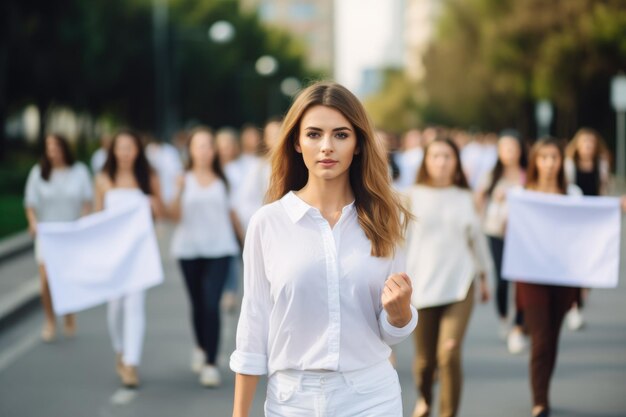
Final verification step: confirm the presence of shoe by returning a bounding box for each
[200,365,221,388]
[119,364,139,388]
[498,320,509,341]
[507,328,527,354]
[191,348,205,374]
[566,307,584,331]
[41,323,56,343]
[532,406,550,417]
[412,399,429,417]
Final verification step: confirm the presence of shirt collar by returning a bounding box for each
[280,191,356,224]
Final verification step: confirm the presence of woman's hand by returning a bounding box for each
[381,273,413,327]
[28,222,37,237]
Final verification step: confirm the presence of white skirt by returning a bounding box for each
[265,360,402,417]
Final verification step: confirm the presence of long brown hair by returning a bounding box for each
[566,127,610,164]
[266,81,411,258]
[416,137,469,188]
[102,129,154,195]
[40,134,75,181]
[525,137,567,194]
[186,126,229,191]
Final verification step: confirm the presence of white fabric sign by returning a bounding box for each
[502,190,621,288]
[38,198,163,315]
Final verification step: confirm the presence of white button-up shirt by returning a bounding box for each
[230,191,417,376]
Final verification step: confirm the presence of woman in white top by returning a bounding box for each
[94,130,164,388]
[236,117,282,230]
[169,127,243,387]
[24,133,93,342]
[230,82,417,417]
[405,137,492,417]
[476,130,527,353]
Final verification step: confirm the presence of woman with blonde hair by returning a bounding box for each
[230,81,417,417]
[405,137,492,417]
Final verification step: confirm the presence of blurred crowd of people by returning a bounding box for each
[24,112,618,417]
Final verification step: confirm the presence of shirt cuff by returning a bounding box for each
[229,350,268,375]
[379,305,418,338]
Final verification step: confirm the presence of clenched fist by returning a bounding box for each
[381,273,413,328]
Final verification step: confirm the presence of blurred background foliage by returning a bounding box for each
[367,0,626,143]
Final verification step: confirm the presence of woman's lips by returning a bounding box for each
[318,159,338,167]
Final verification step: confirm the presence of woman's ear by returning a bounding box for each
[354,146,360,155]
[295,138,302,153]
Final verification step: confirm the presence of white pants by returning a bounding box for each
[265,360,402,417]
[107,291,145,366]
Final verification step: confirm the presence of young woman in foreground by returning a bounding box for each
[230,81,418,417]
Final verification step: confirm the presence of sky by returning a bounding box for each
[334,0,404,96]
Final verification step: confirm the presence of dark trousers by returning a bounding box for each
[488,236,523,326]
[518,283,577,408]
[179,256,231,364]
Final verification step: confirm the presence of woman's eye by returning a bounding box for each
[336,132,348,139]
[306,132,320,138]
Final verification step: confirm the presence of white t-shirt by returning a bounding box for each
[394,147,424,191]
[478,173,525,238]
[405,185,494,309]
[170,173,239,259]
[230,191,417,376]
[146,143,183,204]
[90,148,107,174]
[24,162,93,222]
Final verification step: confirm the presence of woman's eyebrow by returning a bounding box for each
[304,126,353,132]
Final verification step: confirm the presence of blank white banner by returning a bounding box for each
[502,190,621,288]
[38,198,163,315]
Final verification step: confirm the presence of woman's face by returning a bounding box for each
[114,134,139,170]
[498,136,522,167]
[296,105,358,184]
[45,136,65,166]
[424,141,457,185]
[264,121,282,151]
[216,133,239,163]
[535,144,562,180]
[241,128,261,154]
[189,131,216,168]
[577,133,597,159]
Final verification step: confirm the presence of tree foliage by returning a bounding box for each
[0,0,314,159]
[419,0,626,142]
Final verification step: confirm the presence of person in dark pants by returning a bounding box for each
[563,128,611,330]
[476,130,527,353]
[518,137,582,417]
[169,126,244,387]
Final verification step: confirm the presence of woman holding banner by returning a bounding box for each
[94,130,164,388]
[518,137,582,417]
[24,133,93,342]
[563,128,611,330]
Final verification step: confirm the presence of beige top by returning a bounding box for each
[405,185,494,309]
